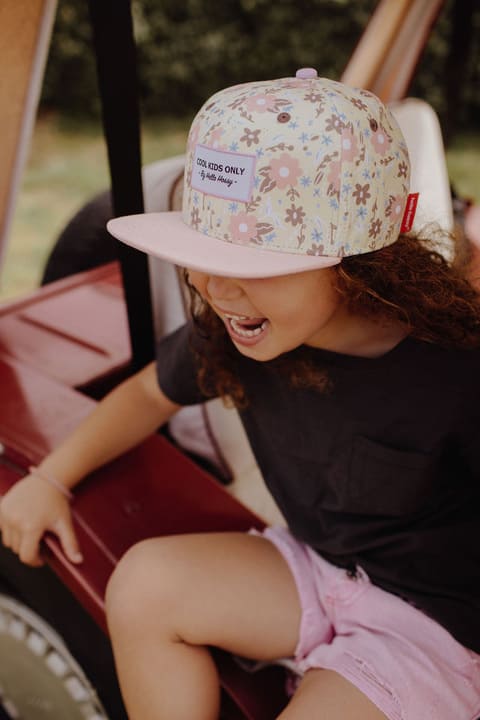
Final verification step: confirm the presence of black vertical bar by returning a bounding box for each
[87,0,154,371]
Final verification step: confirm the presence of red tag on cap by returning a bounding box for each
[400,192,419,233]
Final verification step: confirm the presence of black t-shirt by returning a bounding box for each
[156,321,480,652]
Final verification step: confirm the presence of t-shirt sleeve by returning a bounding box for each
[156,321,212,406]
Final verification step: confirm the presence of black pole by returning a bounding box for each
[87,0,154,372]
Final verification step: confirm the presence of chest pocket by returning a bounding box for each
[344,435,436,516]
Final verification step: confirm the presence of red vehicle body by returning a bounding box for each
[1,1,478,718]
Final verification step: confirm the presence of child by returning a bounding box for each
[1,70,480,720]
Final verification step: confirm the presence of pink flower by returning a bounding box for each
[341,127,359,162]
[269,153,302,189]
[245,94,277,113]
[371,126,391,156]
[207,127,226,150]
[386,194,405,221]
[229,212,258,244]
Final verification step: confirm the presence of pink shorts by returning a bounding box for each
[257,526,480,720]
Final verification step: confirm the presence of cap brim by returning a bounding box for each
[107,211,341,279]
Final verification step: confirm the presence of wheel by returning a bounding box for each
[0,592,109,719]
[0,546,127,720]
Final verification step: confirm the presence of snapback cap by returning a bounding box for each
[108,69,411,278]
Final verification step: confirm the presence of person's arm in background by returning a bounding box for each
[0,362,180,567]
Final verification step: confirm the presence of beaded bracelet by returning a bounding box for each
[28,466,74,501]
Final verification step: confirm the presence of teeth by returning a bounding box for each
[224,313,248,320]
[229,318,269,338]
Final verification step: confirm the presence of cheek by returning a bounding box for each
[186,270,208,298]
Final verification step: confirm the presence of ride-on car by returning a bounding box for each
[1,1,478,718]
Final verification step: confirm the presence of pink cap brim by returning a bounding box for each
[107,211,341,278]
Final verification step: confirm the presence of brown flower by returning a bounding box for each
[352,183,371,206]
[307,243,325,256]
[350,97,368,111]
[285,204,306,227]
[190,207,201,230]
[325,114,345,134]
[240,128,261,147]
[398,161,408,178]
[369,218,382,239]
[304,91,323,103]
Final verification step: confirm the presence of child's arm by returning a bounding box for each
[0,361,181,567]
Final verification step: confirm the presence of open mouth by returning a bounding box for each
[223,313,270,343]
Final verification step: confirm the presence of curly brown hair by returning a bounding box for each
[185,231,480,407]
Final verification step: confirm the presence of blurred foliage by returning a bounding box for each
[40,0,479,137]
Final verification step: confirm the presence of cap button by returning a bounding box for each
[295,68,318,79]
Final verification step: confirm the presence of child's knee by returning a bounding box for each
[105,536,192,631]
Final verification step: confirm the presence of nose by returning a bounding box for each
[206,274,242,301]
[189,270,243,302]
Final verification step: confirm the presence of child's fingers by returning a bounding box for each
[18,530,45,567]
[54,516,83,564]
[0,523,13,550]
[4,527,21,555]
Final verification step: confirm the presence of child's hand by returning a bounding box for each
[0,474,83,567]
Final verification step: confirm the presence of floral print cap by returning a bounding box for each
[108,70,411,278]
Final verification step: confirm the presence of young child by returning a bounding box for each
[1,70,480,720]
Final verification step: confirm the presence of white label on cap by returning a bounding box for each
[191,144,256,202]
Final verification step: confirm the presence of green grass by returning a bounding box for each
[1,116,478,301]
[0,114,190,301]
[445,133,480,203]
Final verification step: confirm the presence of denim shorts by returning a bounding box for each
[254,526,480,720]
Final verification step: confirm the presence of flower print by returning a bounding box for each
[325,114,345,134]
[340,127,359,162]
[304,90,323,103]
[240,127,261,147]
[350,97,368,111]
[229,212,258,244]
[285,204,306,227]
[256,222,274,240]
[245,93,277,113]
[386,194,405,221]
[369,218,382,239]
[352,183,371,206]
[282,79,311,89]
[326,160,341,197]
[371,126,391,156]
[398,161,408,178]
[190,207,201,230]
[307,243,325,256]
[207,127,225,150]
[269,153,302,189]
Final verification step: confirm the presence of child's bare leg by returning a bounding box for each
[105,532,302,720]
[278,669,388,719]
